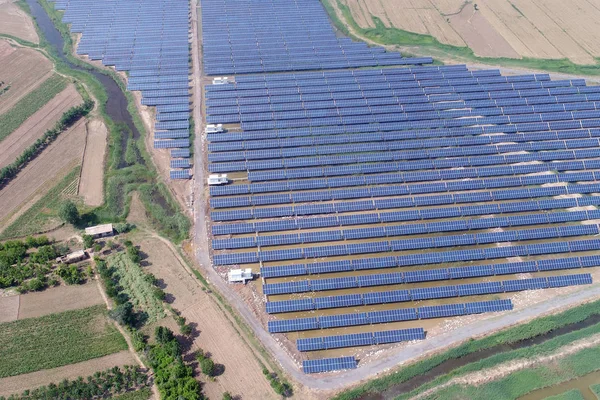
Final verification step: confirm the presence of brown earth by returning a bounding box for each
[131,227,277,400]
[78,118,107,207]
[0,283,103,323]
[0,0,38,43]
[0,351,136,397]
[17,282,104,320]
[343,0,600,64]
[0,84,82,168]
[0,119,86,225]
[0,40,53,113]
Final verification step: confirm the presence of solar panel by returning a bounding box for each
[302,357,357,374]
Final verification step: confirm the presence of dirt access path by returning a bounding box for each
[413,333,600,400]
[78,118,107,207]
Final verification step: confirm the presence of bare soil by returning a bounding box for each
[0,40,53,113]
[0,0,38,43]
[0,118,86,225]
[17,282,104,320]
[78,118,107,207]
[0,295,19,323]
[0,351,136,397]
[0,84,82,168]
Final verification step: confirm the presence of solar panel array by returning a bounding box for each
[200,0,430,75]
[50,0,192,178]
[199,0,600,374]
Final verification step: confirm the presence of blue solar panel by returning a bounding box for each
[302,357,357,374]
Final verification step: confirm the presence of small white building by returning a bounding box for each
[228,268,253,283]
[205,124,224,134]
[85,223,114,239]
[212,77,229,85]
[207,174,228,185]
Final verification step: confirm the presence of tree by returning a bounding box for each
[222,392,233,400]
[109,302,134,327]
[200,358,215,377]
[58,201,79,225]
[82,234,94,249]
[155,326,175,345]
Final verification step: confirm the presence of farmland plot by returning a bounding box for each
[0,304,127,378]
[0,0,38,43]
[0,40,53,113]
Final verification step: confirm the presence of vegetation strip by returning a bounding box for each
[0,305,127,378]
[0,74,68,142]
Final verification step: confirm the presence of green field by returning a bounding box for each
[421,346,600,400]
[0,166,80,239]
[545,390,586,400]
[113,388,153,400]
[0,74,68,142]
[0,304,127,378]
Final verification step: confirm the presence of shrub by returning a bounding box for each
[222,392,233,400]
[200,358,215,377]
[109,302,135,327]
[58,201,79,225]
[82,234,94,249]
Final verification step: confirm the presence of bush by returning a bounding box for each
[82,234,94,249]
[200,358,215,377]
[114,223,134,234]
[127,246,141,264]
[58,201,79,225]
[222,392,233,400]
[109,302,135,327]
[130,329,147,352]
[57,265,83,285]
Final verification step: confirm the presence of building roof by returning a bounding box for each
[85,223,114,236]
[66,250,86,261]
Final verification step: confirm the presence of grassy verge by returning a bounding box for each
[424,346,600,400]
[0,74,68,142]
[395,319,600,400]
[322,0,600,76]
[0,304,127,378]
[591,383,600,398]
[0,166,79,239]
[333,298,600,400]
[546,390,586,400]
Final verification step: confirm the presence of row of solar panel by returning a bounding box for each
[204,54,409,69]
[262,253,599,295]
[217,225,599,265]
[213,210,600,249]
[204,58,432,75]
[209,170,600,198]
[205,84,599,109]
[268,300,512,332]
[265,274,592,313]
[302,356,357,374]
[296,327,425,351]
[208,134,600,173]
[203,69,508,92]
[208,101,600,125]
[213,192,600,236]
[240,107,596,132]
[214,238,600,266]
[208,133,600,163]
[212,185,598,227]
[244,156,600,183]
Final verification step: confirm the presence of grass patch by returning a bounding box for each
[0,166,80,239]
[322,0,600,75]
[423,346,600,400]
[590,383,600,398]
[333,298,600,400]
[113,387,153,400]
[0,74,68,142]
[106,252,167,324]
[0,304,127,378]
[545,389,586,400]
